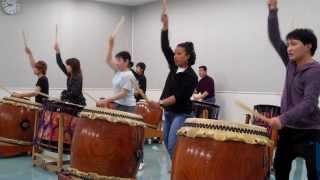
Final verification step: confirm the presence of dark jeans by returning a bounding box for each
[274,128,320,180]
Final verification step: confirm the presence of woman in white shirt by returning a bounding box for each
[96,36,136,113]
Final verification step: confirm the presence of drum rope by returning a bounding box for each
[182,122,269,137]
[0,137,32,146]
[66,167,133,180]
[178,119,273,146]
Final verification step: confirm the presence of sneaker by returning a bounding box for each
[139,163,144,171]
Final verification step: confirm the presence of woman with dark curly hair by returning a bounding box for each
[149,13,198,159]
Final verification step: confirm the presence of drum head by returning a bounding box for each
[178,118,272,146]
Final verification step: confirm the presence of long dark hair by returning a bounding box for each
[66,58,82,78]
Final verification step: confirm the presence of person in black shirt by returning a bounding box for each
[12,47,49,104]
[130,62,147,170]
[131,62,147,102]
[54,42,86,105]
[149,13,198,159]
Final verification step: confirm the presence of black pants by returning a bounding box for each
[274,128,320,180]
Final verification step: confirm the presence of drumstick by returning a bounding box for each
[55,24,58,42]
[0,85,29,101]
[235,100,272,125]
[22,30,28,48]
[161,0,168,15]
[131,79,149,101]
[84,91,98,103]
[111,16,125,38]
[0,84,13,95]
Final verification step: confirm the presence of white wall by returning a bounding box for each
[132,0,320,91]
[2,0,320,122]
[0,0,132,88]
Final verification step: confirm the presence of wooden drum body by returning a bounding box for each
[36,100,83,153]
[0,97,41,157]
[68,107,146,179]
[136,100,163,127]
[172,118,272,180]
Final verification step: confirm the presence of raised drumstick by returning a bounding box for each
[111,16,125,38]
[161,0,168,15]
[22,30,28,47]
[55,24,58,42]
[235,100,272,125]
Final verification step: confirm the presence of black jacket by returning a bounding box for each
[56,53,86,105]
[160,30,198,114]
[131,69,147,102]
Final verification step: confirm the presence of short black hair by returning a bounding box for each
[136,62,146,71]
[115,51,133,68]
[286,28,318,56]
[115,51,131,62]
[177,42,196,66]
[199,66,207,71]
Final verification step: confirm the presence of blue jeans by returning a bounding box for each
[163,111,190,159]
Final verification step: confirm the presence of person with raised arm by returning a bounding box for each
[267,0,320,179]
[96,36,136,113]
[54,42,86,105]
[12,47,49,104]
[148,13,198,159]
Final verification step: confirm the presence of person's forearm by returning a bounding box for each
[56,53,68,75]
[106,46,113,64]
[162,22,168,31]
[268,8,289,65]
[28,54,36,68]
[280,79,320,125]
[20,91,38,97]
[200,91,209,99]
[109,90,127,102]
[106,46,117,71]
[160,96,176,106]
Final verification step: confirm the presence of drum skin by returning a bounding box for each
[70,117,144,178]
[172,137,270,180]
[136,102,162,127]
[0,103,37,143]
